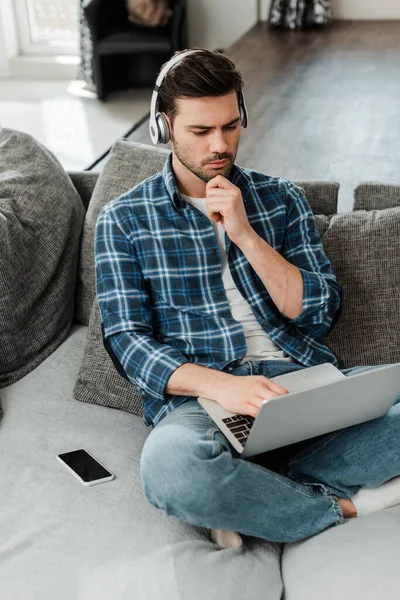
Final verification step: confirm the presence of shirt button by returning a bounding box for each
[238,354,244,359]
[296,345,303,351]
[212,249,218,255]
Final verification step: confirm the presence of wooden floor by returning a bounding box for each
[120,20,400,212]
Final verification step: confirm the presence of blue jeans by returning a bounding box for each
[140,360,400,543]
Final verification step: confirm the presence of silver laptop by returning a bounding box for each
[197,362,400,458]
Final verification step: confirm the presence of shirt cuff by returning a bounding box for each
[290,267,331,325]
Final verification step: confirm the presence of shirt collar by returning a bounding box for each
[162,151,251,209]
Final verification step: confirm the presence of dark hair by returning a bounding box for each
[157,48,244,126]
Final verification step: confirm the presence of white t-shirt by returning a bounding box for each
[181,193,293,364]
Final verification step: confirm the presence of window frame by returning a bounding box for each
[14,0,79,56]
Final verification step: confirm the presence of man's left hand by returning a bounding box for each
[206,175,254,247]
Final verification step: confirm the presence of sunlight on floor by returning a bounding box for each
[0,79,152,171]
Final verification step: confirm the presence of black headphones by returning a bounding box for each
[149,49,248,145]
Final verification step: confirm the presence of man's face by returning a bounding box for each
[166,92,241,183]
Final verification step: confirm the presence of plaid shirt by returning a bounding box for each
[95,153,342,428]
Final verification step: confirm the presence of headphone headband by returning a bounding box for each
[149,49,248,145]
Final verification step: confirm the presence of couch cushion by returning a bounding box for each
[320,207,400,368]
[68,171,100,211]
[0,324,284,600]
[281,508,400,600]
[75,140,170,325]
[353,182,400,211]
[0,127,85,392]
[73,298,144,416]
[293,181,339,215]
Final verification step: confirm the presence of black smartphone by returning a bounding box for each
[57,449,114,486]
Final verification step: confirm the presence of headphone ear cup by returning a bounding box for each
[156,113,170,145]
[238,93,248,128]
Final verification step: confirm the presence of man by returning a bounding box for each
[95,48,400,548]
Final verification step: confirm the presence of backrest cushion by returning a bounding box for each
[319,208,400,368]
[0,128,85,388]
[293,181,339,215]
[74,140,169,325]
[353,183,400,211]
[68,171,100,211]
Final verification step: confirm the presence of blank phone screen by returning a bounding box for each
[58,449,112,482]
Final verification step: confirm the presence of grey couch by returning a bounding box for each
[1,133,400,600]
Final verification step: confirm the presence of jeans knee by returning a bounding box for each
[140,425,220,513]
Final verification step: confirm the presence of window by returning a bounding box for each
[14,0,79,55]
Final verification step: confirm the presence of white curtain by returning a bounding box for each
[77,3,94,85]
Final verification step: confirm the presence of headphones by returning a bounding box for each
[149,49,248,145]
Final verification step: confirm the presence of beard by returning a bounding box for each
[170,132,238,183]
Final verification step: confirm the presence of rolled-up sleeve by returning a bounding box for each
[95,207,189,401]
[282,183,342,338]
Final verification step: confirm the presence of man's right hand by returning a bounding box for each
[166,363,289,419]
[212,375,289,418]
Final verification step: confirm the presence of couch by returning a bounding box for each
[1,128,400,600]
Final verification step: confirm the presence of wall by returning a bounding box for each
[260,0,400,20]
[188,0,258,50]
[332,0,400,19]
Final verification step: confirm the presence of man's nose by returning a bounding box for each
[209,131,229,155]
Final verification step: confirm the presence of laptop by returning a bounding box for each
[197,362,400,458]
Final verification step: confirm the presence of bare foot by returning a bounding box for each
[210,528,243,549]
[337,497,357,518]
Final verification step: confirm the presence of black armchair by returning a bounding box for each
[82,0,188,100]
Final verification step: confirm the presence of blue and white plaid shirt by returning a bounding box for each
[95,152,341,428]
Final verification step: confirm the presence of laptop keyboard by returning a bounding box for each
[222,414,255,446]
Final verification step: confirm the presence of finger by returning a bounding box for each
[206,175,236,191]
[259,391,280,405]
[206,188,233,197]
[249,391,280,411]
[210,213,221,223]
[207,204,227,221]
[264,379,289,395]
[208,207,226,220]
[245,404,259,418]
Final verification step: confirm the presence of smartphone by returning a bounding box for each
[57,449,114,486]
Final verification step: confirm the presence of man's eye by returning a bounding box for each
[192,126,237,137]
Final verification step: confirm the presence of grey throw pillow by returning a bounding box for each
[0,128,85,391]
[73,298,143,416]
[74,140,170,325]
[322,207,400,368]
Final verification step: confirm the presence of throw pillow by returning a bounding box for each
[323,207,400,368]
[0,128,85,390]
[74,140,169,325]
[73,298,143,416]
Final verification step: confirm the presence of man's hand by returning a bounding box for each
[212,374,289,419]
[206,175,254,246]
